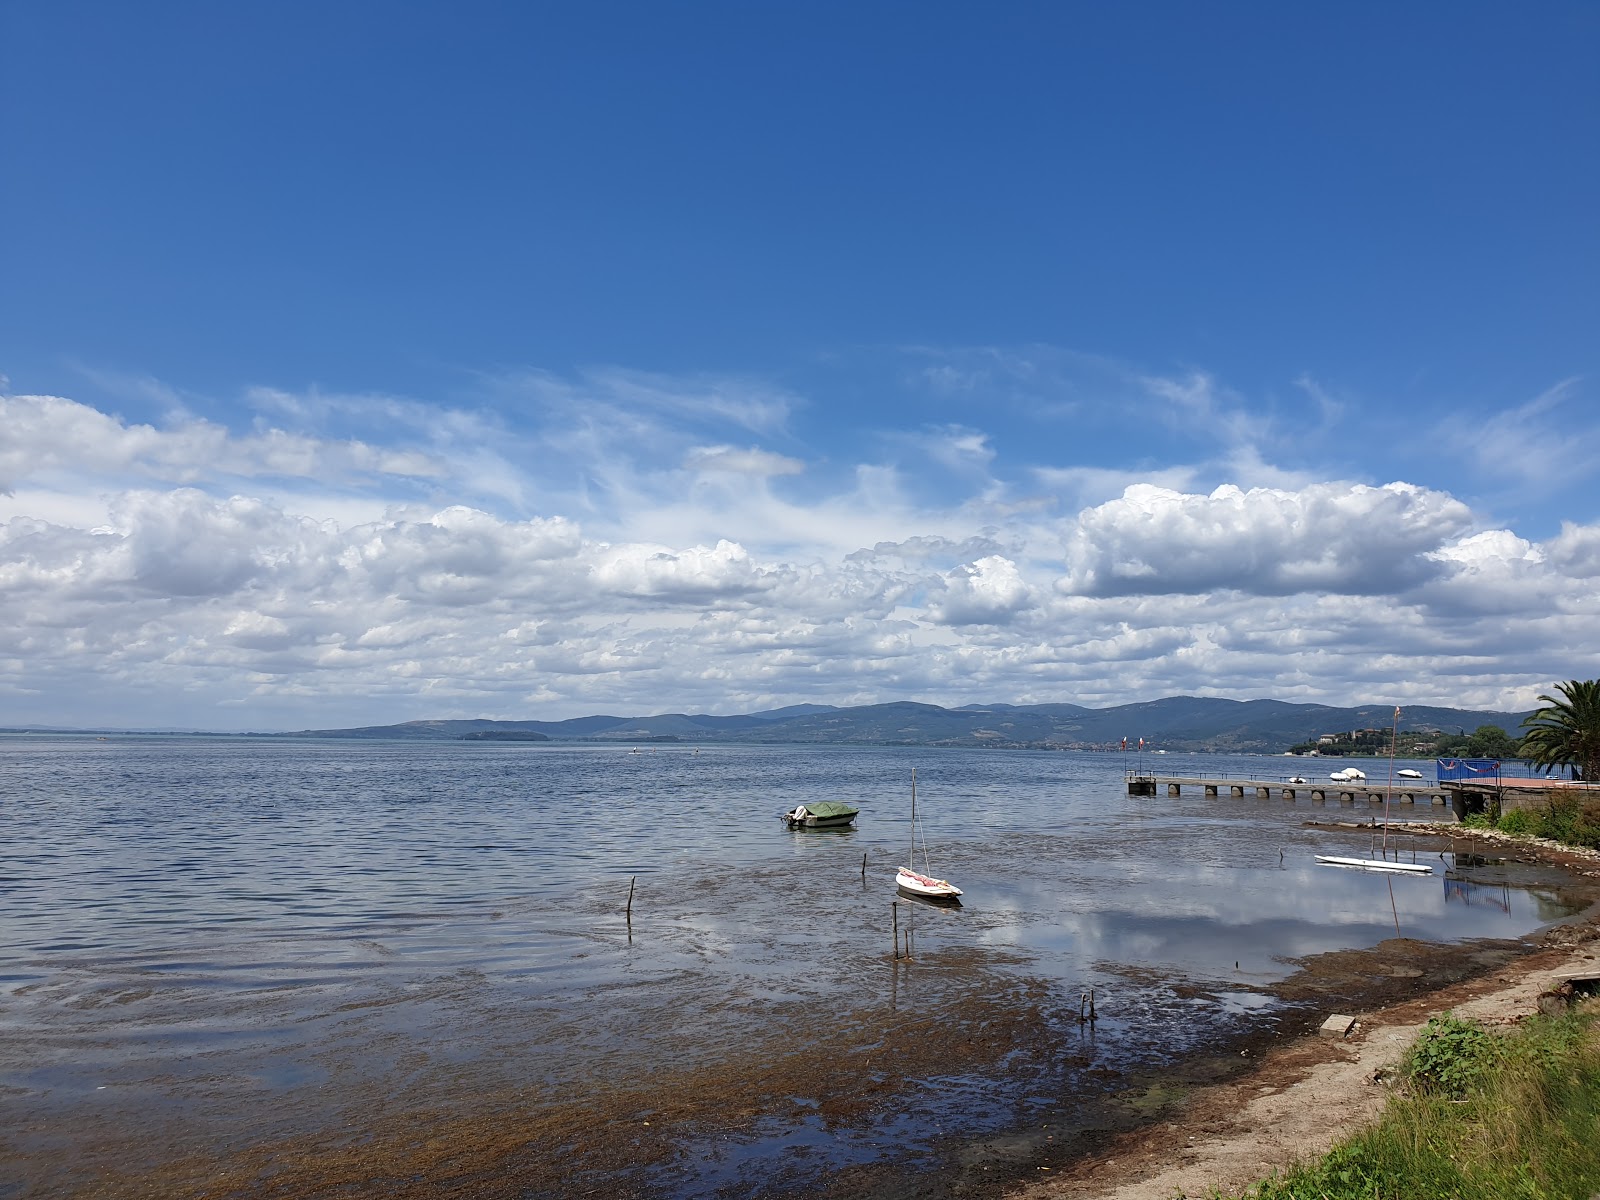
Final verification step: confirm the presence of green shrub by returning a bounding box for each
[1535,796,1600,849]
[1403,1012,1502,1098]
[1497,807,1534,836]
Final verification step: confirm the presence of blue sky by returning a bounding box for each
[2,2,1597,730]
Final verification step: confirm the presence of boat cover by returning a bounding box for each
[797,801,860,818]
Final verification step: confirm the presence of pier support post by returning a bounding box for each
[1167,783,1181,797]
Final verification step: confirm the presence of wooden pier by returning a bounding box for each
[1126,772,1451,808]
[1129,771,1599,823]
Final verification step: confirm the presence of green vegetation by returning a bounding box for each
[1493,793,1600,849]
[1228,1008,1600,1200]
[1521,679,1600,783]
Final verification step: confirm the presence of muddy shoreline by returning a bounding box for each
[1020,825,1600,1200]
[12,827,1600,1200]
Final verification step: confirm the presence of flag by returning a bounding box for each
[1138,737,1145,749]
[1395,705,1402,719]
[1121,737,1127,751]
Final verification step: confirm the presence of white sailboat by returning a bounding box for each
[1316,706,1433,875]
[895,768,962,903]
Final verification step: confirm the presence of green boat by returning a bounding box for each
[780,801,859,829]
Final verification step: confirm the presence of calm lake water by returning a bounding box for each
[0,737,1584,1198]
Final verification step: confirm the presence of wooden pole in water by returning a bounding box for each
[861,852,867,880]
[891,900,900,959]
[626,875,636,921]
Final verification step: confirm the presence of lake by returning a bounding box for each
[0,737,1585,1198]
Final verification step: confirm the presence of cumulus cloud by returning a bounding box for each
[926,556,1035,625]
[1060,482,1474,597]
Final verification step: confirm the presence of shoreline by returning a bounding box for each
[1019,828,1600,1200]
[11,826,1597,1199]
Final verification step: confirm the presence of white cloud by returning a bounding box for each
[1435,377,1598,495]
[3,369,1597,729]
[1060,482,1473,597]
[682,445,805,476]
[927,555,1035,625]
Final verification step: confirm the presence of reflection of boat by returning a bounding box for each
[895,886,964,911]
[1316,855,1432,874]
[895,768,962,904]
[1396,768,1424,779]
[780,802,858,828]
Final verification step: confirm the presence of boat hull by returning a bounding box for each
[1315,855,1433,874]
[895,867,962,902]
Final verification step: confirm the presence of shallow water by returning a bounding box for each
[0,737,1582,1196]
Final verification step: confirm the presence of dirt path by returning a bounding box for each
[1014,826,1600,1200]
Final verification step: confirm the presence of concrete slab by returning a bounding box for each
[1319,1014,1358,1039]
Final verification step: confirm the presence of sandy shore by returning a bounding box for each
[1015,826,1600,1200]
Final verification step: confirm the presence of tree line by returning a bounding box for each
[1287,679,1599,782]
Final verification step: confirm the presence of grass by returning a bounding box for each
[1223,1006,1600,1200]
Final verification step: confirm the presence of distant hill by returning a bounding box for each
[279,696,1533,753]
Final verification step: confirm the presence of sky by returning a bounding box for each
[2,2,1598,731]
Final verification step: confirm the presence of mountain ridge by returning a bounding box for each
[278,696,1533,753]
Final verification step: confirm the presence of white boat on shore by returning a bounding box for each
[1315,709,1431,876]
[1315,854,1433,874]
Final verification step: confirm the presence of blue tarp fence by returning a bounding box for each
[1436,758,1502,782]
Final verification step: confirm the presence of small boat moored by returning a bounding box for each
[895,866,963,903]
[1315,855,1433,874]
[1396,768,1424,779]
[895,768,962,904]
[780,801,859,829]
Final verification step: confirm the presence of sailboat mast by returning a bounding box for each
[1383,706,1399,853]
[909,767,916,862]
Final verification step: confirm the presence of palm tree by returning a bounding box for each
[1520,679,1600,782]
